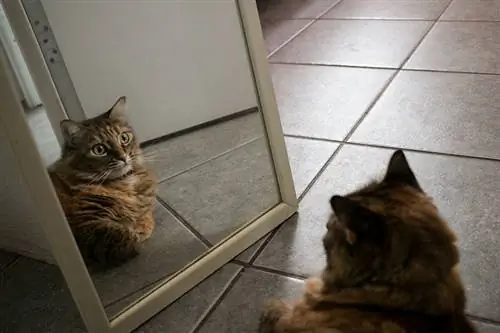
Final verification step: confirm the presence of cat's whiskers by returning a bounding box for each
[88,170,111,184]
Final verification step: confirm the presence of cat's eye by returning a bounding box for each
[91,143,107,156]
[120,132,133,145]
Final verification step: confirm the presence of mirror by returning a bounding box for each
[5,0,281,320]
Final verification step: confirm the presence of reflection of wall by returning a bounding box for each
[0,122,54,264]
[39,0,258,142]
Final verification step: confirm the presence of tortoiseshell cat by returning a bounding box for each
[259,150,477,333]
[49,96,157,269]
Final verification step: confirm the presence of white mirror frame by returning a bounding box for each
[0,0,298,332]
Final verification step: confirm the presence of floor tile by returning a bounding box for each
[158,138,280,244]
[441,0,500,21]
[0,257,85,333]
[349,71,500,159]
[196,268,303,333]
[406,22,500,74]
[135,264,241,333]
[324,0,450,20]
[235,235,268,263]
[91,201,207,309]
[270,20,431,68]
[261,19,312,56]
[285,137,339,196]
[271,64,395,140]
[259,145,500,320]
[474,322,500,333]
[143,111,266,182]
[258,0,340,23]
[0,249,18,270]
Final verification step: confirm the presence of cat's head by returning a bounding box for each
[322,150,459,289]
[59,96,143,181]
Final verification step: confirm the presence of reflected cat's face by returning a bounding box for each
[59,96,143,181]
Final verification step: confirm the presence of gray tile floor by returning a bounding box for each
[3,0,500,332]
[141,0,500,332]
[1,109,277,330]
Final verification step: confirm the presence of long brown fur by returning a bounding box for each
[49,96,157,269]
[259,150,477,333]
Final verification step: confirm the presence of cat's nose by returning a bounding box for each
[115,155,128,164]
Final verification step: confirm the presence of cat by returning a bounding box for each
[49,96,157,269]
[259,150,477,333]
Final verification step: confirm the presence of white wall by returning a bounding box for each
[0,123,54,263]
[41,0,258,142]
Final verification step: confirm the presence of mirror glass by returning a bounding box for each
[7,0,280,319]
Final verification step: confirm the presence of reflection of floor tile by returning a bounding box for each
[349,71,500,159]
[135,264,241,333]
[271,20,431,68]
[158,138,280,244]
[285,136,339,197]
[0,257,85,333]
[143,111,266,182]
[0,249,18,269]
[196,268,303,333]
[91,201,207,309]
[270,64,395,140]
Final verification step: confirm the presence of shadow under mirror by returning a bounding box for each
[1,0,281,325]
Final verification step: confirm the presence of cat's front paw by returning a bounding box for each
[259,299,289,333]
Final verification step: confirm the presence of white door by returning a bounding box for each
[38,0,258,142]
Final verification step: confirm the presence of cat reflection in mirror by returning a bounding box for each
[259,150,477,333]
[49,96,157,269]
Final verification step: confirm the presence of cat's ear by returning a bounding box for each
[384,150,421,190]
[60,119,84,146]
[106,96,128,120]
[330,195,385,245]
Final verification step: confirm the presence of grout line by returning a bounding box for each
[398,67,500,77]
[318,17,436,22]
[285,134,500,163]
[317,0,345,19]
[247,229,279,264]
[267,20,316,58]
[439,19,500,23]
[269,61,500,77]
[106,279,164,319]
[0,255,20,271]
[269,60,397,71]
[190,266,245,333]
[400,0,454,69]
[466,314,500,326]
[297,143,344,202]
[248,219,288,264]
[340,3,453,144]
[156,196,213,248]
[241,262,308,281]
[341,70,399,142]
[157,136,264,183]
[265,0,345,58]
